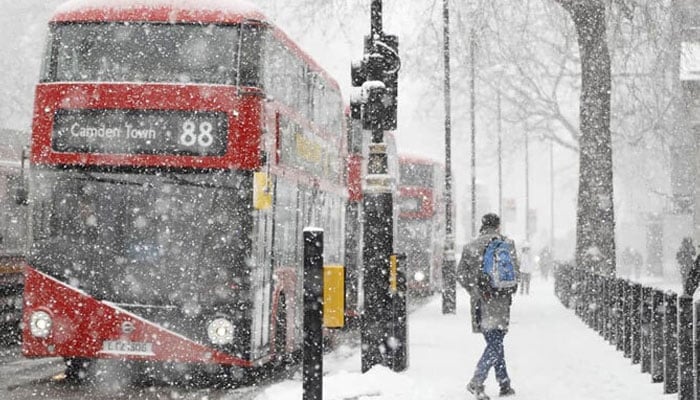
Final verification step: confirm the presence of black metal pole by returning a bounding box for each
[524,130,530,242]
[362,153,393,373]
[606,276,614,341]
[469,27,476,237]
[361,0,396,372]
[592,274,600,332]
[589,273,596,328]
[663,291,678,393]
[693,297,700,400]
[549,140,554,250]
[441,0,456,315]
[631,283,641,364]
[599,275,608,335]
[371,0,382,38]
[303,229,324,400]
[388,254,408,371]
[598,276,605,337]
[578,270,584,320]
[615,279,624,352]
[678,295,693,400]
[584,271,593,327]
[497,90,502,219]
[623,281,632,358]
[640,286,652,374]
[603,277,613,342]
[650,289,664,383]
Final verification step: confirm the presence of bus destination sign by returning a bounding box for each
[52,109,229,156]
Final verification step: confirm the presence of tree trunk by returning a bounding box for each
[556,0,616,275]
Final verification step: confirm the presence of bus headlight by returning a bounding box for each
[414,271,426,282]
[207,318,235,345]
[29,310,52,338]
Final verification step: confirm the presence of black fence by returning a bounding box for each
[554,264,696,399]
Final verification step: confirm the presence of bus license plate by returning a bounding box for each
[102,340,154,355]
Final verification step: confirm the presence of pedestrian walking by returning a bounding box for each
[519,244,532,295]
[457,213,519,400]
[538,247,552,281]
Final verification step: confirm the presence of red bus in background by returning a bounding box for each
[343,115,363,323]
[396,155,445,296]
[0,130,29,344]
[23,0,349,383]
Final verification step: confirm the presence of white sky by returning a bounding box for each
[253,277,679,400]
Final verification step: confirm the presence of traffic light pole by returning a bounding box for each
[362,0,392,373]
[351,0,402,373]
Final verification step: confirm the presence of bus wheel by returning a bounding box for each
[63,357,94,383]
[274,294,287,365]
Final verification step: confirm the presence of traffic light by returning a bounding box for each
[363,81,387,131]
[376,34,399,131]
[350,33,399,131]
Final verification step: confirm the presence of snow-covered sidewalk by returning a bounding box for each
[254,277,673,400]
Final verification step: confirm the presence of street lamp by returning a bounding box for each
[497,90,502,219]
[488,64,509,226]
[525,130,530,243]
[441,0,456,314]
[470,27,477,239]
[549,139,554,251]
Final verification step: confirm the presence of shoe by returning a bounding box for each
[499,385,515,396]
[467,381,490,400]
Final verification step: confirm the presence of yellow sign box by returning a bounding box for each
[323,265,345,329]
[253,171,272,210]
[390,254,397,293]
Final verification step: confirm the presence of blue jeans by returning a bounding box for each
[472,329,510,386]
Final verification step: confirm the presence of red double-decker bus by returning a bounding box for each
[396,155,445,296]
[22,0,349,382]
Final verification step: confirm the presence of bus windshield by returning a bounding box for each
[44,22,243,85]
[399,163,433,188]
[28,168,252,307]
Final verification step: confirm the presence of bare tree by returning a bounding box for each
[553,0,616,274]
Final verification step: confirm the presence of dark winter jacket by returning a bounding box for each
[457,227,520,333]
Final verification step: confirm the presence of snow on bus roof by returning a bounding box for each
[55,0,263,16]
[399,154,440,166]
[53,0,267,25]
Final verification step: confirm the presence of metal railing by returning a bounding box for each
[554,264,695,399]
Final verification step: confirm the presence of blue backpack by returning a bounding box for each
[482,237,517,291]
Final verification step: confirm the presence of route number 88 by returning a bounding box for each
[180,120,214,147]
